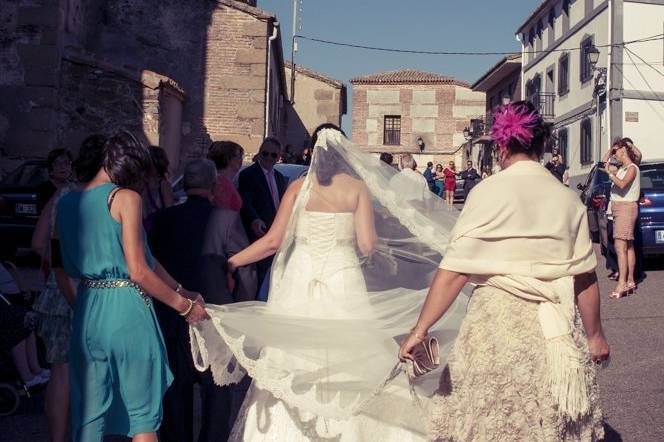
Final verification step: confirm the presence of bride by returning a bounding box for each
[190,124,467,441]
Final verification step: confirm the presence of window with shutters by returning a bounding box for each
[580,118,593,165]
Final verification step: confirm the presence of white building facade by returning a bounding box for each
[517,0,664,187]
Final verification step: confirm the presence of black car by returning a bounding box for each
[577,162,611,243]
[0,160,49,258]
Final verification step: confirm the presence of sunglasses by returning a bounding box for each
[261,151,279,159]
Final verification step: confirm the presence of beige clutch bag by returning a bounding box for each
[406,336,440,378]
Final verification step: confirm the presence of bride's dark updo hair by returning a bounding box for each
[310,123,347,186]
[103,131,152,192]
[491,100,551,158]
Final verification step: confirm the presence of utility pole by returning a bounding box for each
[290,0,300,104]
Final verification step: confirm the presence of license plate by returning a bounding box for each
[656,230,664,244]
[15,203,37,215]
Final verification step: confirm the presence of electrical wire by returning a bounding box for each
[623,46,664,81]
[295,33,664,56]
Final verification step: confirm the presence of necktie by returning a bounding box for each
[267,170,280,209]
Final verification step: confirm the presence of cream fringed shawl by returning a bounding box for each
[440,160,597,420]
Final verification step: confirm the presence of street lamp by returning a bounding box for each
[587,44,607,164]
[416,136,425,152]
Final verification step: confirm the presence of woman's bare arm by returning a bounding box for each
[354,184,377,256]
[609,166,637,189]
[113,189,207,321]
[161,179,175,208]
[399,269,469,360]
[575,271,610,362]
[228,178,304,270]
[32,196,55,259]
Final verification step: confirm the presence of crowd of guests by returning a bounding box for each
[2,121,646,440]
[379,152,484,207]
[11,131,294,441]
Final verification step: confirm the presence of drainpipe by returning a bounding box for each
[606,0,613,146]
[265,21,279,137]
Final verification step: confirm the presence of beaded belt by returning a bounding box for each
[81,279,151,307]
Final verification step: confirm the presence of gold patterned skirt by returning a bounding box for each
[430,286,604,442]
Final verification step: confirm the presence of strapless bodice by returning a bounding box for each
[293,211,355,255]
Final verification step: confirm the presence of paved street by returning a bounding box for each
[1,246,662,441]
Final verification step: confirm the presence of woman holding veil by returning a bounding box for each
[400,102,609,441]
[191,124,468,441]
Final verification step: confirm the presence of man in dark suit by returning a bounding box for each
[238,137,288,287]
[149,158,256,442]
[461,160,481,199]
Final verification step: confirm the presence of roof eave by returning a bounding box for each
[471,58,521,92]
[516,0,554,36]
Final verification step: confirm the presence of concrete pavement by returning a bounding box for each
[1,247,662,441]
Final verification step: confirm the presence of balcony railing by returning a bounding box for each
[531,93,555,120]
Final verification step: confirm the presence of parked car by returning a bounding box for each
[577,162,611,243]
[597,160,664,258]
[172,163,309,205]
[0,160,49,259]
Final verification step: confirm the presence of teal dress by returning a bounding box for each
[57,183,173,441]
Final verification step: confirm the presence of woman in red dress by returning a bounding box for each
[208,141,244,211]
[443,161,457,207]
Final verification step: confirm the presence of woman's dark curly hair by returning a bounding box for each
[74,134,106,183]
[492,100,551,158]
[103,131,151,192]
[310,123,347,186]
[148,146,170,179]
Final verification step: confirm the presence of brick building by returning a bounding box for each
[283,63,347,155]
[350,69,485,167]
[0,0,320,176]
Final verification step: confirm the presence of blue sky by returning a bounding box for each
[260,0,542,131]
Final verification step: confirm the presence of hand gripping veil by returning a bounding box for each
[190,129,469,433]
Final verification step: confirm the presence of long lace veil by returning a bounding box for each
[190,129,470,430]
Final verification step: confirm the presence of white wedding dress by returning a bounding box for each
[229,211,426,441]
[190,129,468,442]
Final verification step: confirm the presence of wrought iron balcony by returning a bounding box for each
[531,93,555,120]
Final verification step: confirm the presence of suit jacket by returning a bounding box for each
[148,196,256,339]
[238,162,288,241]
[461,168,480,192]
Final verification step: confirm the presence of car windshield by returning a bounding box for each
[1,163,48,187]
[640,165,664,190]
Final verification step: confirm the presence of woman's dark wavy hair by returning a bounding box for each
[492,100,551,158]
[74,134,106,183]
[617,137,639,164]
[310,123,347,186]
[148,146,170,179]
[103,131,151,192]
[46,148,73,172]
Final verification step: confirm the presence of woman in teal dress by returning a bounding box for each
[56,132,209,442]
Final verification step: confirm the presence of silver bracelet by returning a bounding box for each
[175,283,183,294]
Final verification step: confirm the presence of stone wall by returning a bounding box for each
[0,0,64,162]
[283,65,345,153]
[351,83,484,165]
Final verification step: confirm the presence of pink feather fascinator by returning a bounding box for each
[491,103,540,149]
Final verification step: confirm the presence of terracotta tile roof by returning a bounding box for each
[350,69,470,87]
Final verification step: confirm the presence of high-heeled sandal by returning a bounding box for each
[627,282,637,293]
[609,286,630,299]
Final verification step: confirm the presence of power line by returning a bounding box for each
[623,46,664,81]
[295,33,664,56]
